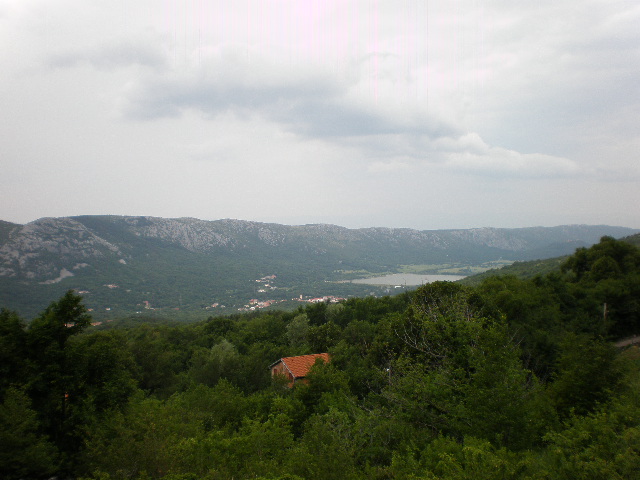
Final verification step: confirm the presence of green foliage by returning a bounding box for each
[127,325,185,398]
[392,436,526,480]
[288,409,365,480]
[0,308,27,396]
[380,283,548,449]
[477,237,640,374]
[286,313,310,350]
[185,340,241,387]
[25,290,93,464]
[460,256,567,287]
[0,387,58,479]
[540,380,640,480]
[3,240,640,479]
[308,321,342,351]
[549,333,630,418]
[624,232,640,248]
[558,237,640,337]
[0,292,142,475]
[83,392,198,478]
[476,274,564,376]
[562,236,640,281]
[28,289,91,349]
[293,361,351,417]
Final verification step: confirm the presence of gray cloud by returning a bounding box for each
[48,39,167,70]
[118,56,581,180]
[1,0,638,228]
[119,61,445,138]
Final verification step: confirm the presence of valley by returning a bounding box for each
[0,216,637,319]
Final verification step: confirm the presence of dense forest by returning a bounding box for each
[1,236,639,479]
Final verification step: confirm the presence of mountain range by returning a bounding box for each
[1,216,637,318]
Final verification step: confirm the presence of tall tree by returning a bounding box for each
[25,290,91,462]
[0,308,28,397]
[382,282,549,448]
[0,387,58,480]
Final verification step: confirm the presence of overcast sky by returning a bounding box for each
[1,0,639,230]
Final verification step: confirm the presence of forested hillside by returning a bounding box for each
[461,231,640,287]
[1,236,639,479]
[1,216,636,318]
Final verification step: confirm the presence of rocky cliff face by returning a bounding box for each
[0,218,122,280]
[0,215,637,283]
[120,216,236,252]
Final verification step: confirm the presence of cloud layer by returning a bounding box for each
[0,0,638,229]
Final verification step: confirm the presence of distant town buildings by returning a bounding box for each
[295,295,345,304]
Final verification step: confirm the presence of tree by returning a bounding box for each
[288,409,364,480]
[391,436,525,480]
[127,325,183,397]
[0,387,58,479]
[286,313,310,350]
[0,308,28,397]
[82,393,197,478]
[186,339,241,387]
[541,377,640,480]
[562,236,640,282]
[67,331,138,413]
[477,274,564,377]
[27,290,91,350]
[25,290,92,466]
[308,321,342,352]
[548,333,627,418]
[381,282,549,448]
[560,237,640,337]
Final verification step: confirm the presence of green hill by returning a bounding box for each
[460,231,640,286]
[2,236,639,479]
[459,256,567,286]
[1,216,637,318]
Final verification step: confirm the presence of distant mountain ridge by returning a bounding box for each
[1,216,637,318]
[1,216,636,276]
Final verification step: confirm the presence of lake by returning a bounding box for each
[350,273,466,286]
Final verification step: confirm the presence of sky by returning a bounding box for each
[1,0,639,230]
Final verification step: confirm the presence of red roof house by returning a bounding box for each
[269,353,330,387]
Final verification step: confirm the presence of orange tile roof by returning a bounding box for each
[278,353,330,379]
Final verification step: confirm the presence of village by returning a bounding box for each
[71,274,348,317]
[231,275,346,312]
